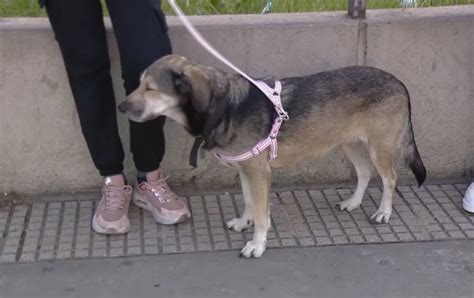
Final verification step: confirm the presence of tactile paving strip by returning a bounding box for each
[0,183,472,263]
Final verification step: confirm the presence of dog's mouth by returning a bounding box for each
[119,98,193,131]
[127,111,156,123]
[139,114,159,122]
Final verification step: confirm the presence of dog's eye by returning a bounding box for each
[146,82,158,91]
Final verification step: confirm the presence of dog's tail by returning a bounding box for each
[400,82,427,187]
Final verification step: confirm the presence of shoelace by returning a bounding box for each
[147,176,178,203]
[103,185,132,211]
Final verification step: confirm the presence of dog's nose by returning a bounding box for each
[118,102,128,113]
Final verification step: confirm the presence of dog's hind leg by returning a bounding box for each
[368,142,397,223]
[238,157,271,258]
[226,171,254,232]
[338,142,372,212]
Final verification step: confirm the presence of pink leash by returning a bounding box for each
[168,0,289,163]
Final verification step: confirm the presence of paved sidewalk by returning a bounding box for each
[1,241,473,298]
[0,182,472,264]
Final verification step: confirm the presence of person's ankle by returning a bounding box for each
[137,172,147,184]
[136,168,161,184]
[103,173,127,186]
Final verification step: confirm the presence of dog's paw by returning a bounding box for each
[337,197,361,212]
[226,217,253,232]
[370,207,392,223]
[239,240,266,258]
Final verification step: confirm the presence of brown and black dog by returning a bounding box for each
[119,55,426,258]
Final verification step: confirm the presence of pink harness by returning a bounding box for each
[214,81,289,163]
[169,0,290,164]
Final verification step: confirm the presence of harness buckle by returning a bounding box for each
[277,109,290,121]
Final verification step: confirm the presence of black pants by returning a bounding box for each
[46,0,171,176]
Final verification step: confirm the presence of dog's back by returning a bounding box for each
[281,66,407,115]
[275,66,425,187]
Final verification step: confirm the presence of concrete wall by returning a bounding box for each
[0,6,473,195]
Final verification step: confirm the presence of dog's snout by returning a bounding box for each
[118,101,129,113]
[118,99,147,122]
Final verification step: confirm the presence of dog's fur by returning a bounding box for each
[119,55,426,258]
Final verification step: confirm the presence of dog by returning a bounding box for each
[119,55,426,258]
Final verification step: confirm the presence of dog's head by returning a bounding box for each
[119,55,213,134]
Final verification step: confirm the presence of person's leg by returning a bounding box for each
[46,0,131,234]
[106,0,171,173]
[46,0,125,176]
[107,0,190,224]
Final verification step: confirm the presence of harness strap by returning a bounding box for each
[214,81,286,163]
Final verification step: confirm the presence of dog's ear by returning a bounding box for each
[174,65,211,113]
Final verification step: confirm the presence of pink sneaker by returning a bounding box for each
[133,170,191,225]
[92,175,133,234]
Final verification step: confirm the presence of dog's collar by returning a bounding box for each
[189,137,204,168]
[214,80,289,163]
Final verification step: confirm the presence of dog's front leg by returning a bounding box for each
[238,157,271,258]
[226,170,254,232]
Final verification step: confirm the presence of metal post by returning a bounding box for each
[348,0,366,19]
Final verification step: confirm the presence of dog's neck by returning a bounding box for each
[199,72,274,153]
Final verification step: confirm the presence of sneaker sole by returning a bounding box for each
[133,193,191,225]
[463,198,474,213]
[92,216,130,235]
